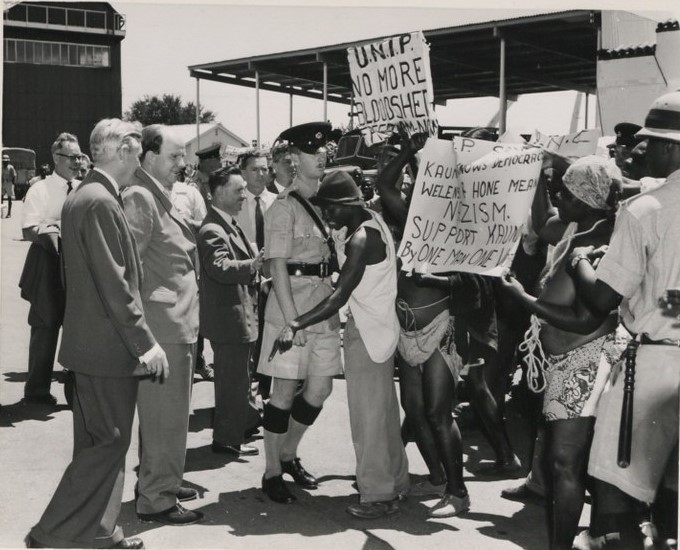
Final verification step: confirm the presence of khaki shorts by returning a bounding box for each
[588,344,680,503]
[257,321,342,380]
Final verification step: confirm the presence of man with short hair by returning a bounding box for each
[236,150,277,250]
[27,118,167,550]
[569,90,680,548]
[271,169,409,518]
[19,132,82,405]
[2,153,16,217]
[198,166,264,457]
[268,143,294,194]
[258,122,342,504]
[122,124,202,526]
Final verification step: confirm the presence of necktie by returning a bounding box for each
[232,220,253,258]
[255,196,264,252]
[66,180,73,195]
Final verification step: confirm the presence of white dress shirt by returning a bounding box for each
[234,187,276,249]
[22,172,80,230]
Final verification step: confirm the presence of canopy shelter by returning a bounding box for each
[188,10,601,143]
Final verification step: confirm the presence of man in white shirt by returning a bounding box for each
[236,150,277,250]
[19,132,82,405]
[236,150,277,402]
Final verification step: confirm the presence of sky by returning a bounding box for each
[113,0,679,146]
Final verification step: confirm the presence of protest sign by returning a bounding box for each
[398,138,543,276]
[530,128,601,160]
[347,31,437,137]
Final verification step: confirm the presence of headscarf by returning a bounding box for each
[562,155,622,211]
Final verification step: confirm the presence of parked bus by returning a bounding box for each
[3,147,36,199]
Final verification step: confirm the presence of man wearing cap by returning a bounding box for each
[607,122,642,173]
[122,124,202,526]
[19,133,82,406]
[568,90,680,547]
[268,143,295,194]
[271,169,409,518]
[257,122,342,504]
[2,153,16,218]
[188,143,222,382]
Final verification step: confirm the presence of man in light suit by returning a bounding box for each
[27,118,168,549]
[198,166,264,456]
[122,125,202,526]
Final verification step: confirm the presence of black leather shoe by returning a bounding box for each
[262,474,296,504]
[137,503,203,525]
[211,442,258,456]
[21,394,57,406]
[281,457,318,489]
[177,486,198,502]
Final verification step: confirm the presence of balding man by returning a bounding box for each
[27,118,166,550]
[122,125,202,526]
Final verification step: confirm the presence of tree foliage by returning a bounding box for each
[124,94,216,126]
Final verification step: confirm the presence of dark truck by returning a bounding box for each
[326,129,377,200]
[3,147,36,199]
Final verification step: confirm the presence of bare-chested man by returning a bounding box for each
[500,155,624,550]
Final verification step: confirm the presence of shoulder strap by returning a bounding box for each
[288,190,339,272]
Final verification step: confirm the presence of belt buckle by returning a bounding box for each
[320,263,328,278]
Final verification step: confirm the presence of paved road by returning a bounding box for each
[0,201,567,549]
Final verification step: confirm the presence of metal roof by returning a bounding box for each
[188,10,601,106]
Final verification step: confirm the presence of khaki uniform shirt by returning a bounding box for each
[263,194,340,333]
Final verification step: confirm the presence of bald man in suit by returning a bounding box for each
[122,125,202,526]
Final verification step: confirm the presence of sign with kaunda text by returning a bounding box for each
[347,31,437,136]
[398,138,543,276]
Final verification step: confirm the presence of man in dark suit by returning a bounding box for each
[27,118,168,549]
[198,166,264,456]
[122,125,202,526]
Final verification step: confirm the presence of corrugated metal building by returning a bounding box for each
[2,2,126,166]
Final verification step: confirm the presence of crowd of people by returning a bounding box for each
[8,89,680,550]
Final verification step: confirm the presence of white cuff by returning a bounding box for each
[139,342,162,364]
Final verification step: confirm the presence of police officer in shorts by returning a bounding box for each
[258,122,343,503]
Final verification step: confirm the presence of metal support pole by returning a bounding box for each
[585,92,590,129]
[195,77,200,150]
[349,96,355,131]
[289,93,293,127]
[255,70,260,148]
[499,34,507,135]
[323,61,328,121]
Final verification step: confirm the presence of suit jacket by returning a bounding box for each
[122,168,199,344]
[18,241,64,327]
[198,207,258,345]
[58,169,156,376]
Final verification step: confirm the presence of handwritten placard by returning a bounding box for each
[530,129,601,160]
[398,138,543,276]
[347,31,437,136]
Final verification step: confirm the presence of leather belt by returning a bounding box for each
[287,262,330,278]
[640,334,680,347]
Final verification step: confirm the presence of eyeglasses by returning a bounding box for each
[55,153,83,162]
